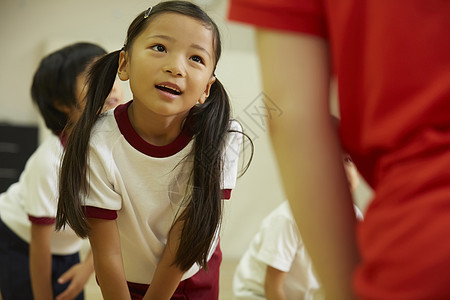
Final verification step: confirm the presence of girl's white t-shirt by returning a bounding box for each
[84,102,242,284]
[233,201,363,299]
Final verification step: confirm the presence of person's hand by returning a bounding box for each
[55,261,94,300]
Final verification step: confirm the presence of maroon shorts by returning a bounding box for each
[128,243,222,300]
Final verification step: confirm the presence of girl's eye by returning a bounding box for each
[190,55,204,64]
[151,44,166,52]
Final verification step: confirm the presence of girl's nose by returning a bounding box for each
[164,57,185,77]
[164,66,185,77]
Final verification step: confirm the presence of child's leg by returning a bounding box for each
[52,252,84,300]
[0,218,33,300]
[172,242,222,299]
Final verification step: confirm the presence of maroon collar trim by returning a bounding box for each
[57,131,68,148]
[114,101,193,158]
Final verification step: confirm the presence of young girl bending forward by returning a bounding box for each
[56,1,251,299]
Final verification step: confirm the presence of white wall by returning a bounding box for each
[0,0,372,260]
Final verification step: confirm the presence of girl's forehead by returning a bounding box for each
[140,13,214,47]
[146,12,207,28]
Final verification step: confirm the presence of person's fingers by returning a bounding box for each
[55,281,80,300]
[58,264,80,284]
[58,268,75,284]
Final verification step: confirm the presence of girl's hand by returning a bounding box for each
[55,257,94,300]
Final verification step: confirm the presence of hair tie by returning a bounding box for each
[144,6,153,18]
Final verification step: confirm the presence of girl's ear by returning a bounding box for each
[199,76,216,104]
[53,101,73,115]
[118,51,129,81]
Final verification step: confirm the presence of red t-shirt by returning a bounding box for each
[229,1,450,298]
[229,0,450,187]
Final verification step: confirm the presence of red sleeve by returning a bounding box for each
[228,0,327,37]
[84,206,117,220]
[28,215,55,225]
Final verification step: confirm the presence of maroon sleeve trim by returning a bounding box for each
[84,206,117,220]
[221,189,232,200]
[28,215,56,225]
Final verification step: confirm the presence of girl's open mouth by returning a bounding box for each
[156,84,182,95]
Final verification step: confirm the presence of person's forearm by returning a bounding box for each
[257,29,359,299]
[265,287,286,300]
[29,231,53,299]
[265,266,287,300]
[88,218,131,300]
[269,115,358,297]
[81,249,95,274]
[95,253,131,300]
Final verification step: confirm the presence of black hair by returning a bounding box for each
[56,1,253,272]
[30,42,106,134]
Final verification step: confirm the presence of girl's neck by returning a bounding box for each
[127,101,187,146]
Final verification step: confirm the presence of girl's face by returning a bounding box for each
[118,13,216,119]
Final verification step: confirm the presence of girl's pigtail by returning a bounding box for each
[55,50,121,237]
[175,78,231,271]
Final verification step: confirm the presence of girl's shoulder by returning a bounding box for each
[266,201,296,224]
[91,110,120,136]
[229,119,243,132]
[223,119,244,154]
[29,134,63,169]
[90,110,122,148]
[13,135,62,196]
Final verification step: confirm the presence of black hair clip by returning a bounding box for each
[144,6,153,18]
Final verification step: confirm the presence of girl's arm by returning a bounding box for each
[55,249,95,300]
[87,217,131,300]
[30,223,53,300]
[256,29,359,299]
[143,220,184,300]
[264,266,287,300]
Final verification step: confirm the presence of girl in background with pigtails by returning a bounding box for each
[56,1,252,299]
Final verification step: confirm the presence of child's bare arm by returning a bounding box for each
[264,266,287,300]
[30,223,53,300]
[143,220,185,300]
[256,28,359,299]
[88,218,131,300]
